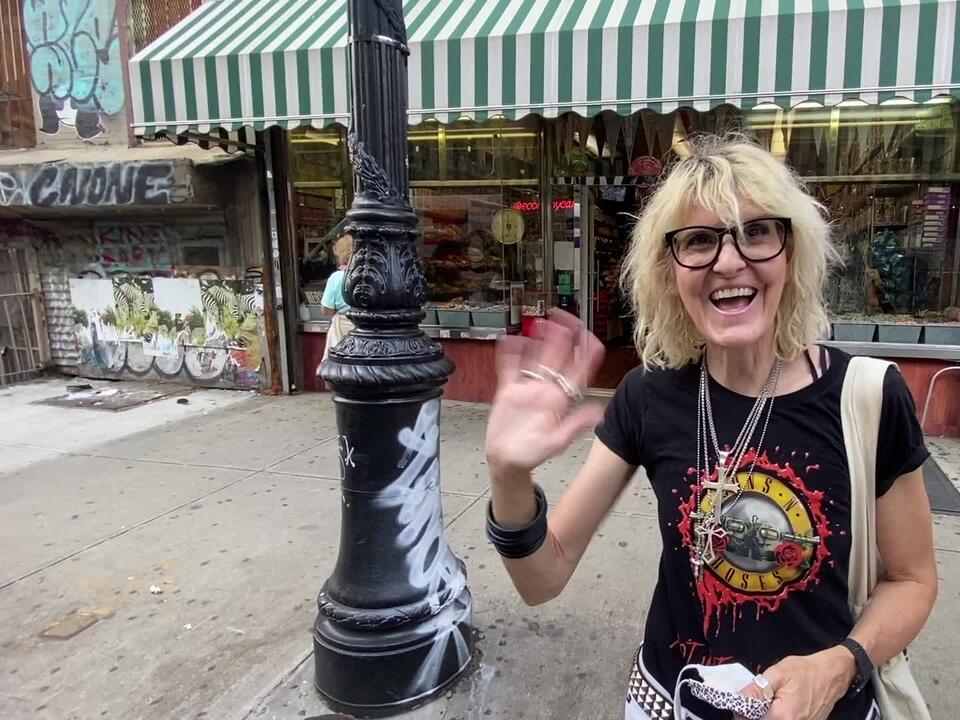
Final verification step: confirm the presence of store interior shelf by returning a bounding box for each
[300,320,331,333]
[422,325,517,340]
[299,320,516,341]
[824,340,960,361]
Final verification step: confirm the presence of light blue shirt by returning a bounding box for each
[321,269,350,313]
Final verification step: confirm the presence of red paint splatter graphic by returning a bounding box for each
[678,448,833,636]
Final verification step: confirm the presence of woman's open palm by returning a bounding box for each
[485,311,606,475]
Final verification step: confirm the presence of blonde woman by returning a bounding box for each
[484,136,936,720]
[321,234,354,361]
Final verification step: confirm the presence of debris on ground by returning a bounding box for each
[66,387,119,401]
[40,608,114,640]
[149,585,163,595]
[37,383,196,412]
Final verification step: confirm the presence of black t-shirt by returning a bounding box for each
[596,348,928,720]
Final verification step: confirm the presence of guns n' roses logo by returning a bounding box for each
[678,449,832,635]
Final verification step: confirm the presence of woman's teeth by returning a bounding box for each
[710,287,757,301]
[710,287,758,311]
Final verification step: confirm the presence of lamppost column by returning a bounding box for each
[312,1,474,715]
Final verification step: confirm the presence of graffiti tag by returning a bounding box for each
[0,172,24,205]
[0,162,190,208]
[376,400,471,695]
[23,0,124,138]
[337,435,356,470]
[93,223,176,275]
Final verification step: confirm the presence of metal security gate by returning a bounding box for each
[0,247,50,385]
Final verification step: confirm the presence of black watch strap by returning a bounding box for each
[840,637,874,694]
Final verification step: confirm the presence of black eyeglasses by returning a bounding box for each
[665,217,791,269]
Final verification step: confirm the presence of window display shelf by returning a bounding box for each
[300,319,516,341]
[424,326,514,341]
[824,340,960,361]
[300,320,331,333]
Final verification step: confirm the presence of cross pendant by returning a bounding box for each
[702,451,738,522]
[697,518,729,566]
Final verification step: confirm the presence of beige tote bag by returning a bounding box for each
[840,355,931,720]
[322,312,355,362]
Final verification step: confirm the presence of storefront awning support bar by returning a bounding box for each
[312,0,473,715]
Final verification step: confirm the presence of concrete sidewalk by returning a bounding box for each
[0,381,958,720]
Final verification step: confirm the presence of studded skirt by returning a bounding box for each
[625,645,883,720]
[625,646,680,720]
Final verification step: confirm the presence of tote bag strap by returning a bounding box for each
[841,355,894,614]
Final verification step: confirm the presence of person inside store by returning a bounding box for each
[321,234,354,361]
[483,136,937,720]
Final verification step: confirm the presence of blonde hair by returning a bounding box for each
[622,134,840,369]
[333,234,353,265]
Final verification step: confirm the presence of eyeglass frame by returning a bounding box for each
[664,217,792,269]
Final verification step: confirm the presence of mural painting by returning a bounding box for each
[67,275,265,389]
[23,0,125,139]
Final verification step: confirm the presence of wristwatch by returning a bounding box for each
[839,637,874,694]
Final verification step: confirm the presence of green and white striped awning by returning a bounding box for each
[130,0,960,135]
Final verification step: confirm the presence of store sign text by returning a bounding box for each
[512,198,576,213]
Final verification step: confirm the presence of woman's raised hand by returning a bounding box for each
[485,310,606,477]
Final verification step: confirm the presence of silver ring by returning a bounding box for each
[519,369,546,382]
[753,673,774,702]
[537,364,583,402]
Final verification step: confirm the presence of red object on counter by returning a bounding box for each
[522,316,545,337]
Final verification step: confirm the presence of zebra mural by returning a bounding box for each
[66,275,265,388]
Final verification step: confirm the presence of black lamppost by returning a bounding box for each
[313,0,473,715]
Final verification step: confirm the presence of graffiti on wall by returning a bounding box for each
[0,173,25,206]
[93,223,176,275]
[0,162,190,208]
[67,276,265,389]
[23,0,124,139]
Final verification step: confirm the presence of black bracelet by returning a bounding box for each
[486,484,548,559]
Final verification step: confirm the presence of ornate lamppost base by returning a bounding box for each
[312,389,473,716]
[313,589,472,717]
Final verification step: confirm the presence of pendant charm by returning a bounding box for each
[690,553,704,579]
[703,453,739,521]
[698,518,729,566]
[691,452,738,579]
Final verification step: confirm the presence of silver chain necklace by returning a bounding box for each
[691,356,783,579]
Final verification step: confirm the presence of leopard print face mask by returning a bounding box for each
[672,662,772,720]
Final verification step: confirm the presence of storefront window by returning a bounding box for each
[289,127,347,185]
[412,185,541,327]
[287,102,959,335]
[746,100,959,179]
[546,109,722,179]
[409,122,442,181]
[744,101,960,321]
[288,127,350,320]
[821,181,958,318]
[295,188,349,315]
[409,117,539,182]
[407,117,543,328]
